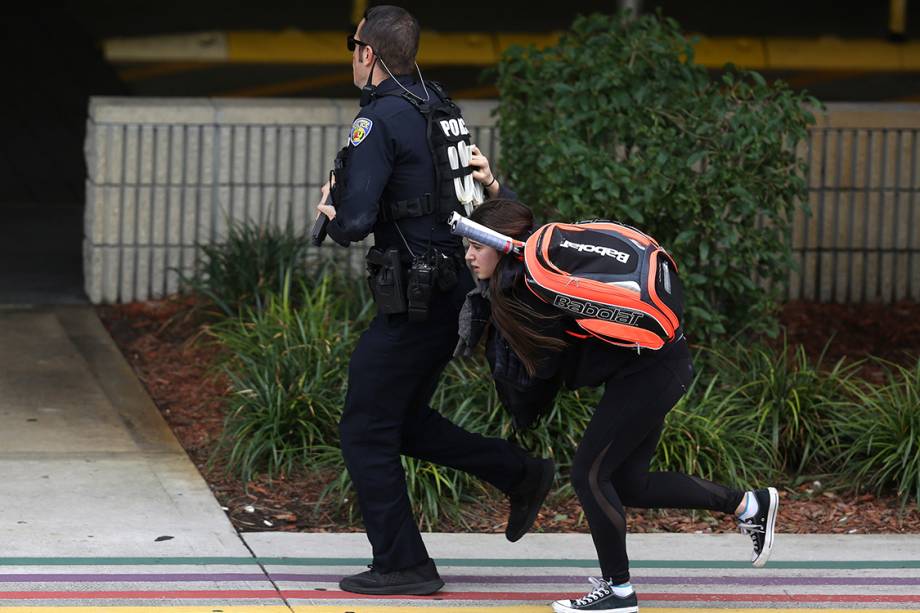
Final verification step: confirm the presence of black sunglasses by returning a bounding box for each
[347,34,371,52]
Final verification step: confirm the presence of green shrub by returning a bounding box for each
[835,358,920,506]
[702,335,862,474]
[208,273,372,481]
[494,12,818,344]
[184,220,314,317]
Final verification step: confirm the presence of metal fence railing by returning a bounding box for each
[84,99,920,304]
[83,98,500,303]
[792,126,920,303]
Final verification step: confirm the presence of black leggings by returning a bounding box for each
[570,351,745,583]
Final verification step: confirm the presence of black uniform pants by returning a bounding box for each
[570,342,745,584]
[338,281,528,572]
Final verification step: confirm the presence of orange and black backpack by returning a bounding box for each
[522,221,684,350]
[449,213,685,350]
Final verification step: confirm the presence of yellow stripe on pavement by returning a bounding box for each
[0,608,903,613]
[292,608,909,613]
[0,604,896,613]
[0,608,291,613]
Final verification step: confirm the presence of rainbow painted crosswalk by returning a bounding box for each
[0,553,918,611]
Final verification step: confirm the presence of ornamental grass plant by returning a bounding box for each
[833,358,920,506]
[202,267,917,527]
[702,335,864,475]
[183,219,315,318]
[208,273,372,481]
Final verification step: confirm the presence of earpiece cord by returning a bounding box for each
[377,57,430,103]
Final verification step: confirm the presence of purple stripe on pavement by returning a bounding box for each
[275,574,920,586]
[446,575,920,586]
[1,573,919,587]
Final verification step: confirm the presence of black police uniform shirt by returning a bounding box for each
[326,75,460,257]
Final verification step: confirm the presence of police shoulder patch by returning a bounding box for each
[350,117,373,146]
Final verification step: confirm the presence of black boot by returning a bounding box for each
[506,457,555,542]
[339,558,444,595]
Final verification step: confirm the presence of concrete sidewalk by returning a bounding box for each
[0,305,279,609]
[1,305,919,612]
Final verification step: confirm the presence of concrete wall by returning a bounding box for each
[84,98,920,303]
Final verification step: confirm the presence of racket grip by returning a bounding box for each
[448,212,521,254]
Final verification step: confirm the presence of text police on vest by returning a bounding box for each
[440,118,469,137]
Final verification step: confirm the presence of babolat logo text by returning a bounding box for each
[560,239,631,263]
[553,296,645,326]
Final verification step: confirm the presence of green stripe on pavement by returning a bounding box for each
[0,558,263,566]
[0,557,918,569]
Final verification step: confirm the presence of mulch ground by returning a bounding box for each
[95,299,920,536]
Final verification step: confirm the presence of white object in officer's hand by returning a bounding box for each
[448,142,483,215]
[464,143,484,209]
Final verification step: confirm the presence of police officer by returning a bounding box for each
[313,5,555,596]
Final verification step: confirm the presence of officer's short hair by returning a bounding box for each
[361,5,419,75]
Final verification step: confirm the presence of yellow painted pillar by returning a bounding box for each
[352,0,368,26]
[889,0,907,40]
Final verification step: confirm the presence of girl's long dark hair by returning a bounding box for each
[469,200,566,376]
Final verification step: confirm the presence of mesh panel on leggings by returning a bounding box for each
[589,441,626,534]
[688,475,743,514]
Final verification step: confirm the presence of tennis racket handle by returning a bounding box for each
[448,212,522,254]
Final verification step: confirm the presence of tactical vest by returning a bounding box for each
[377,81,477,223]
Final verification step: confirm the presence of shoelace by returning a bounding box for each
[573,577,611,607]
[738,521,765,548]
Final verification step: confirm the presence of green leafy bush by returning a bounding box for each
[835,358,920,506]
[495,12,818,343]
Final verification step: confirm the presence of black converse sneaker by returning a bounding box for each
[738,486,779,568]
[551,577,639,613]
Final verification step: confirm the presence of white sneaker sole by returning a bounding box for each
[552,599,639,613]
[752,486,779,568]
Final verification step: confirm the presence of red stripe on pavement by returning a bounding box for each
[1,590,919,603]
